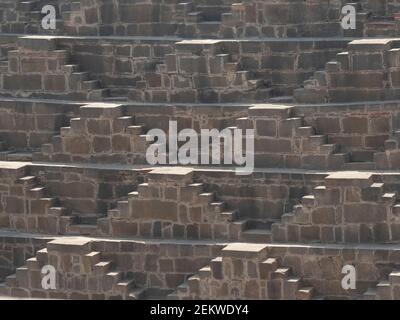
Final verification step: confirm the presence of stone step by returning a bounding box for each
[284,277,303,299]
[376,280,391,299]
[210,257,222,275]
[301,195,316,207]
[389,270,400,284]
[221,243,268,260]
[296,287,315,300]
[18,176,37,187]
[309,135,327,146]
[32,197,58,213]
[248,105,293,119]
[48,207,70,216]
[28,187,47,199]
[105,271,123,287]
[36,248,48,266]
[115,278,136,296]
[126,125,144,135]
[296,126,315,137]
[47,238,92,255]
[17,1,39,11]
[83,252,101,271]
[198,192,215,204]
[271,267,292,279]
[26,257,39,270]
[198,266,211,279]
[93,261,112,275]
[128,288,146,300]
[382,192,397,204]
[259,258,279,278]
[71,72,90,82]
[62,64,80,73]
[15,267,29,286]
[218,211,239,222]
[209,201,226,213]
[320,144,339,155]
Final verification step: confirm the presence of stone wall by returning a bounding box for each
[0,234,48,282]
[1,236,223,299]
[0,99,80,151]
[295,39,400,104]
[272,172,400,244]
[0,36,109,100]
[129,39,348,102]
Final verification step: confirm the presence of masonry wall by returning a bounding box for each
[195,170,327,220]
[91,239,223,290]
[268,244,400,299]
[0,100,81,150]
[295,102,400,152]
[0,235,48,282]
[29,165,144,215]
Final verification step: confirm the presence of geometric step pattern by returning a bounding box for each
[0,36,108,100]
[169,243,315,300]
[272,172,400,244]
[129,39,272,103]
[0,238,145,300]
[34,103,150,165]
[98,167,275,242]
[363,270,400,300]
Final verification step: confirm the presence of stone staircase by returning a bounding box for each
[272,171,400,244]
[374,129,400,169]
[175,0,236,38]
[34,103,150,165]
[0,238,146,299]
[129,39,272,103]
[99,167,276,242]
[235,104,349,170]
[169,243,315,300]
[363,270,400,300]
[5,173,110,237]
[294,38,399,104]
[0,36,109,100]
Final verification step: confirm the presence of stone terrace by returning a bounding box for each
[2,0,400,301]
